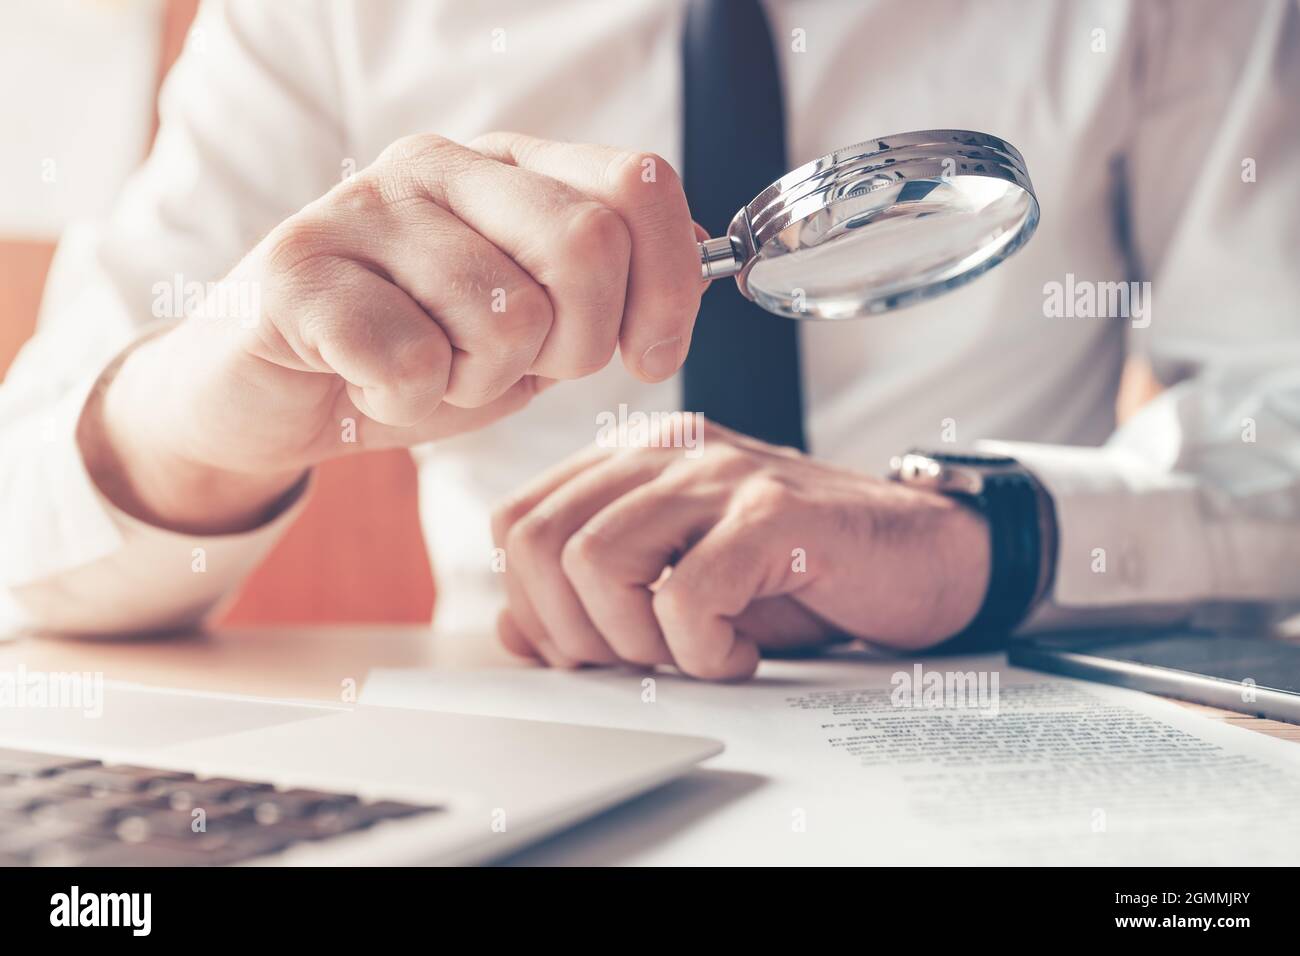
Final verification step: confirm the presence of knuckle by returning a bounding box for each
[381,132,453,166]
[645,271,704,328]
[391,332,451,398]
[490,281,553,355]
[506,512,558,559]
[263,217,336,274]
[559,529,605,581]
[331,171,392,215]
[447,368,509,409]
[607,150,681,202]
[490,496,531,546]
[734,474,794,518]
[464,130,503,154]
[378,133,476,204]
[650,582,733,681]
[571,200,632,249]
[685,441,748,480]
[538,204,627,379]
[651,584,691,631]
[297,300,360,356]
[559,202,631,275]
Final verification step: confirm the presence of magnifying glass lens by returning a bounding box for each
[746,175,1036,320]
[700,131,1041,321]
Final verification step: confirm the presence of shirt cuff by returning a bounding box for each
[975,440,1217,628]
[2,335,311,636]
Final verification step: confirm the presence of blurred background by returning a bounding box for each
[0,0,437,627]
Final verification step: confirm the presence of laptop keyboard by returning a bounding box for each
[0,746,440,866]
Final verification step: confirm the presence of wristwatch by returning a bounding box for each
[888,450,1058,648]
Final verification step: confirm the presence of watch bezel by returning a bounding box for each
[888,450,1019,496]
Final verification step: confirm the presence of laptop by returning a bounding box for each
[0,680,722,866]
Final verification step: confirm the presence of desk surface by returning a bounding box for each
[3,624,1299,745]
[5,625,1299,866]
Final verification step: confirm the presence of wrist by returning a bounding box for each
[890,450,1048,647]
[927,493,992,640]
[80,330,305,535]
[859,484,991,649]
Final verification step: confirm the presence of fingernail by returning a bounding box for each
[639,336,682,380]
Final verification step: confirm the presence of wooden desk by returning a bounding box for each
[0,625,509,703]
[1,626,1297,743]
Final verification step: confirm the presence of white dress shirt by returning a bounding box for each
[3,0,1298,637]
[0,0,162,240]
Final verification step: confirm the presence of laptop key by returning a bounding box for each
[30,792,171,827]
[0,748,99,779]
[249,789,359,823]
[314,800,439,835]
[0,747,437,866]
[0,780,90,812]
[161,778,273,809]
[118,805,259,841]
[55,765,195,793]
[256,800,438,843]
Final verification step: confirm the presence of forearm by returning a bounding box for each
[81,326,305,535]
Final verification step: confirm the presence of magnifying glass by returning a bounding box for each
[696,129,1040,320]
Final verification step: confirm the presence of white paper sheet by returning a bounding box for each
[361,652,1300,865]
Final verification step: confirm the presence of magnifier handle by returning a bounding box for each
[697,236,745,280]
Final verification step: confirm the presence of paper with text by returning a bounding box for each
[362,654,1300,864]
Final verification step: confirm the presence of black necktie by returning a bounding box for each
[681,0,806,450]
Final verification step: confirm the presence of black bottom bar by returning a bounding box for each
[0,865,1289,941]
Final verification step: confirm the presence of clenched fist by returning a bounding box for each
[85,133,705,533]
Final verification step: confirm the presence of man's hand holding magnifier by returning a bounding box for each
[86,132,707,535]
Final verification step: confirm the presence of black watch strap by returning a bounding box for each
[897,451,1045,651]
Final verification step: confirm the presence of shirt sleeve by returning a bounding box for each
[980,1,1300,632]
[0,0,344,637]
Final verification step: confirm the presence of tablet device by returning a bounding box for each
[1008,630,1300,725]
